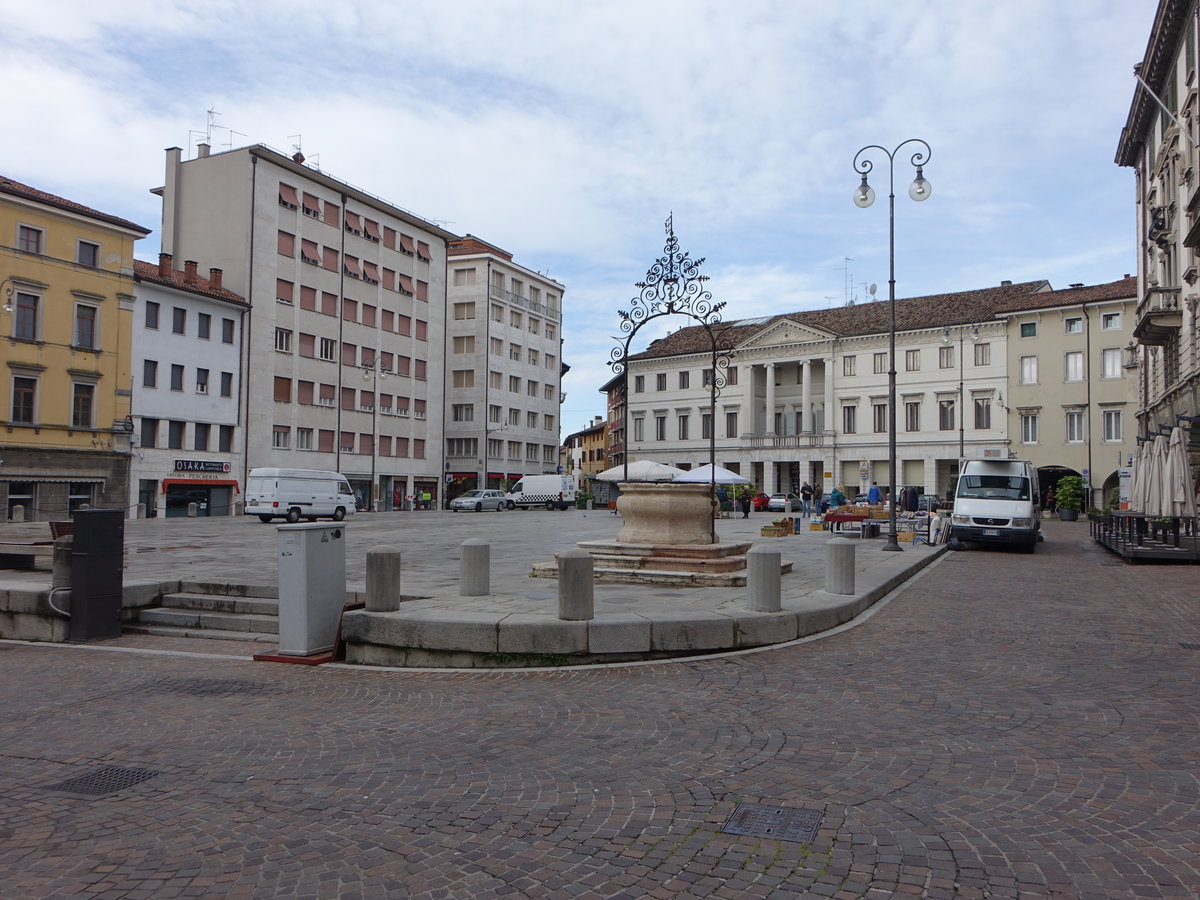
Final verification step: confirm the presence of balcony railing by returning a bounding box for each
[744,433,827,449]
[1134,286,1183,346]
[489,283,561,320]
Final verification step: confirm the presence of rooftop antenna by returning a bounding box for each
[206,107,220,143]
[837,256,854,306]
[824,295,837,309]
[288,134,306,165]
[224,128,246,151]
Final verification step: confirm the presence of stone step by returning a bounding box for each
[123,622,278,643]
[177,581,278,599]
[576,539,752,560]
[584,553,749,574]
[530,559,792,586]
[138,607,279,635]
[159,592,279,616]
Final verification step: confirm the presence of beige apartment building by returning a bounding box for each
[562,416,608,480]
[154,143,455,510]
[443,236,564,497]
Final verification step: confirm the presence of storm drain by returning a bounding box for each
[148,678,272,696]
[45,766,158,797]
[1180,641,1200,650]
[721,802,823,843]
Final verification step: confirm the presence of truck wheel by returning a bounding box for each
[258,515,273,523]
[545,500,556,511]
[332,507,346,521]
[285,508,301,523]
[507,501,516,510]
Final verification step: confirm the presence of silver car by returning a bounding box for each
[766,492,801,512]
[450,489,507,512]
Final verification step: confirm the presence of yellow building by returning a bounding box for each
[2,176,150,521]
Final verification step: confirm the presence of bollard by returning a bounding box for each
[233,500,244,516]
[586,499,593,511]
[11,504,24,523]
[187,501,198,517]
[136,502,146,519]
[825,537,855,595]
[746,545,781,612]
[460,539,490,596]
[365,545,403,611]
[557,548,594,620]
[52,536,73,589]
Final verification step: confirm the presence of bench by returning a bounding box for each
[0,541,55,570]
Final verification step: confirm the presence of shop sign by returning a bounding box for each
[174,460,231,473]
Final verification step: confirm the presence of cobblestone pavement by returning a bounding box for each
[1,520,1197,899]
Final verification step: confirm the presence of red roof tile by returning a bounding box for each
[0,176,150,235]
[133,259,247,306]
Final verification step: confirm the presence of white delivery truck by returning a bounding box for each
[505,474,576,511]
[244,468,357,523]
[950,459,1040,552]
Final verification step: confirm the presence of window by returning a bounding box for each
[939,399,955,431]
[453,335,475,354]
[634,375,645,393]
[277,230,295,257]
[843,355,856,376]
[197,313,211,339]
[297,428,313,450]
[1020,356,1038,384]
[145,301,159,330]
[143,360,158,387]
[221,372,233,397]
[1065,317,1083,334]
[168,420,185,450]
[842,405,857,434]
[938,346,953,369]
[222,318,235,343]
[974,397,992,429]
[1020,322,1037,338]
[319,338,336,361]
[74,305,97,349]
[527,379,538,396]
[452,404,474,422]
[1102,348,1121,378]
[905,401,920,432]
[490,337,503,356]
[509,375,521,393]
[275,328,292,353]
[453,268,476,286]
[140,417,158,448]
[1021,413,1039,444]
[193,422,210,451]
[196,368,209,394]
[1103,409,1122,442]
[529,318,540,335]
[633,418,645,441]
[873,402,887,433]
[18,225,43,253]
[170,364,184,391]
[453,302,476,319]
[11,376,36,423]
[875,352,888,374]
[1102,312,1121,330]
[172,307,186,334]
[528,349,539,366]
[1065,409,1085,442]
[453,369,475,388]
[544,414,555,432]
[273,426,290,449]
[1064,351,1084,382]
[905,349,920,371]
[508,407,521,426]
[511,310,523,328]
[545,324,556,340]
[544,385,554,400]
[527,411,538,429]
[678,414,689,440]
[725,411,738,438]
[77,241,100,267]
[973,343,990,366]
[655,415,666,441]
[491,304,503,322]
[490,371,502,390]
[15,293,39,340]
[218,424,234,453]
[489,404,502,423]
[656,373,667,391]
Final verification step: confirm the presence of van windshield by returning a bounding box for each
[957,475,1030,501]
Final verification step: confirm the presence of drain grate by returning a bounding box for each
[45,766,157,797]
[722,802,823,843]
[1180,641,1200,650]
[149,678,271,696]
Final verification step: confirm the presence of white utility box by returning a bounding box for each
[276,523,347,656]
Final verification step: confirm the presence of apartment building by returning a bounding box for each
[1116,0,1200,460]
[1,176,150,521]
[444,235,564,496]
[562,416,608,480]
[155,143,455,510]
[609,278,1137,504]
[130,255,248,517]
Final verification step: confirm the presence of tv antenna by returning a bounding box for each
[837,256,854,306]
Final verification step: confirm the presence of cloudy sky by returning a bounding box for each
[5,0,1157,433]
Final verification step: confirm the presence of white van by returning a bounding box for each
[505,474,576,511]
[951,459,1040,552]
[245,468,357,523]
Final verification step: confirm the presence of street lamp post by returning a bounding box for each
[853,138,932,552]
[361,360,388,511]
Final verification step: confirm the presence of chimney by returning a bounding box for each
[158,252,173,277]
[184,260,198,284]
[209,267,223,290]
[1000,280,1012,287]
[1070,283,1084,288]
[197,142,210,159]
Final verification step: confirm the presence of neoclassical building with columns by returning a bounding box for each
[607,277,1138,503]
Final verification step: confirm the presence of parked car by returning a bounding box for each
[766,492,801,512]
[752,492,771,511]
[450,489,508,512]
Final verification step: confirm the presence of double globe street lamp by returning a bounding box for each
[852,139,932,552]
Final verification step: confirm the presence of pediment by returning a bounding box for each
[739,317,833,349]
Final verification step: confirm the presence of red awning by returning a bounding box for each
[302,193,321,211]
[364,219,382,240]
[417,241,431,260]
[343,255,363,276]
[397,274,415,293]
[161,478,241,493]
[399,234,416,254]
[362,261,380,281]
[278,183,299,206]
[344,211,363,232]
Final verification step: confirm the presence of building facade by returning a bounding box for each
[1116,0,1200,463]
[1,176,150,521]
[129,255,248,517]
[156,143,455,510]
[443,235,564,497]
[562,416,607,480]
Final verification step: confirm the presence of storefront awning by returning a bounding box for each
[161,478,240,493]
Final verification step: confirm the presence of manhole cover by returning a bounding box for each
[45,766,157,797]
[721,802,823,843]
[149,678,271,696]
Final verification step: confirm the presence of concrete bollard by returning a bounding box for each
[136,502,146,519]
[826,537,855,595]
[52,536,73,589]
[746,545,781,612]
[187,502,198,517]
[365,545,403,612]
[11,505,23,523]
[460,539,490,597]
[233,500,244,516]
[558,548,594,621]
[586,499,593,511]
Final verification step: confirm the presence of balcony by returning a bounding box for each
[489,283,561,320]
[1134,286,1183,346]
[744,433,827,449]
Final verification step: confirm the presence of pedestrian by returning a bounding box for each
[421,490,432,510]
[867,481,881,504]
[830,485,846,508]
[800,481,814,517]
[740,488,751,519]
[1045,487,1055,511]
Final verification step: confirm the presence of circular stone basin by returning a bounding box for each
[615,482,715,545]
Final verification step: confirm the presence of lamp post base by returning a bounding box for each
[881,537,904,552]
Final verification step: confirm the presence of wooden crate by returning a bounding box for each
[760,527,788,537]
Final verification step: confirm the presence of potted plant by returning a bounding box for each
[1054,475,1085,521]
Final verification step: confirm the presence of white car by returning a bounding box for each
[766,493,801,512]
[450,489,507,512]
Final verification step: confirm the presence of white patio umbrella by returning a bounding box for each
[1166,425,1197,518]
[594,459,687,482]
[672,463,749,484]
[1127,442,1144,513]
[1146,433,1170,517]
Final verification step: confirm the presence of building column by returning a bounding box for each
[765,363,776,435]
[801,359,812,433]
[823,357,835,433]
